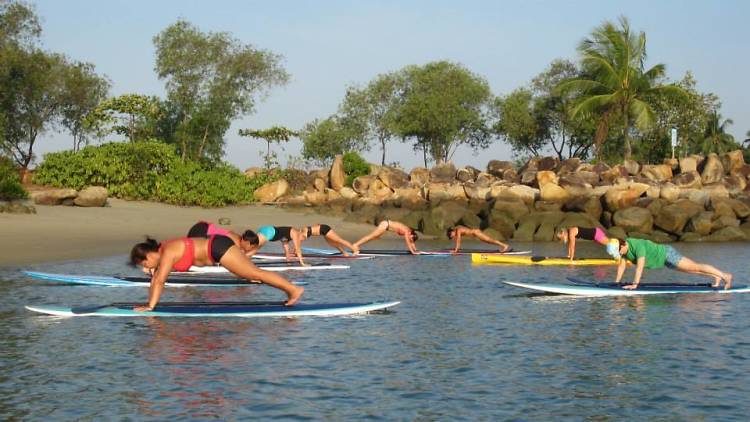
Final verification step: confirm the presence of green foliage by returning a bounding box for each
[239,126,298,169]
[700,112,738,155]
[59,61,110,151]
[33,140,265,207]
[300,117,367,165]
[342,151,370,187]
[87,94,161,142]
[0,155,27,200]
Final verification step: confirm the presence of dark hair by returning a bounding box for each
[410,229,419,242]
[241,230,259,245]
[618,239,627,248]
[129,236,159,266]
[446,227,455,239]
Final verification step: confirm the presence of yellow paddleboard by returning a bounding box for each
[471,253,619,266]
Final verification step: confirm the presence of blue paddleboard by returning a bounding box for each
[23,271,307,287]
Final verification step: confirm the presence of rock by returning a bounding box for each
[663,158,679,171]
[502,169,519,183]
[538,156,560,171]
[654,202,701,234]
[707,226,747,241]
[679,189,710,207]
[703,183,729,199]
[303,190,327,206]
[329,155,345,191]
[686,211,714,235]
[718,198,750,218]
[72,186,108,207]
[520,170,538,186]
[604,185,648,211]
[536,170,558,187]
[430,162,457,183]
[600,165,628,184]
[352,175,374,194]
[366,179,394,202]
[613,207,653,233]
[628,230,674,243]
[559,179,592,198]
[680,232,706,242]
[345,203,381,224]
[378,167,409,189]
[539,183,570,203]
[409,167,431,186]
[659,182,680,202]
[482,228,506,241]
[507,185,539,206]
[563,196,602,220]
[741,222,750,239]
[559,212,602,230]
[557,158,581,174]
[679,157,697,174]
[492,198,530,223]
[724,175,747,195]
[709,198,736,219]
[641,164,673,182]
[519,157,541,173]
[339,187,359,200]
[427,183,466,202]
[475,172,496,187]
[645,185,661,199]
[487,210,516,239]
[701,153,725,184]
[623,159,641,176]
[31,188,78,206]
[463,182,490,201]
[607,226,627,240]
[244,167,264,178]
[514,211,565,241]
[671,171,702,189]
[487,160,514,178]
[576,171,600,185]
[62,198,75,206]
[313,178,327,192]
[730,164,750,180]
[1,200,36,214]
[460,211,482,229]
[534,201,563,212]
[377,208,413,225]
[722,150,745,174]
[456,168,475,183]
[711,215,740,230]
[430,201,468,232]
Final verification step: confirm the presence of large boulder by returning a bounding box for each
[427,183,467,202]
[463,182,491,201]
[377,167,409,189]
[366,179,394,202]
[244,167,264,178]
[514,211,565,241]
[475,172,497,187]
[502,169,519,183]
[559,212,602,230]
[711,215,740,231]
[613,207,653,233]
[563,196,603,220]
[313,178,327,192]
[712,198,750,219]
[430,162,457,183]
[456,167,476,183]
[352,175,375,195]
[538,156,560,171]
[303,190,327,206]
[701,153,725,184]
[339,187,359,200]
[253,180,289,203]
[641,164,673,182]
[671,171,703,189]
[487,210,517,239]
[557,158,581,174]
[724,175,747,195]
[536,170,558,187]
[507,185,539,206]
[702,183,729,199]
[679,157,697,174]
[654,202,701,234]
[622,159,641,176]
[686,211,714,235]
[604,185,648,211]
[600,165,628,184]
[659,182,680,202]
[707,226,747,241]
[329,155,345,191]
[430,201,468,231]
[409,167,431,186]
[487,160,514,178]
[520,170,538,186]
[31,188,78,206]
[722,150,745,174]
[72,186,108,207]
[576,171,600,186]
[534,201,563,212]
[539,183,571,203]
[492,198,530,223]
[628,230,674,243]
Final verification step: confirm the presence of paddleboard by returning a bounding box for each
[23,271,307,287]
[25,300,401,317]
[503,278,750,296]
[303,247,531,257]
[472,253,618,266]
[253,253,372,261]
[186,262,349,274]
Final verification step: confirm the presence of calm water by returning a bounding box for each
[2,240,750,420]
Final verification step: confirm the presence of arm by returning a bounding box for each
[292,229,307,266]
[614,258,627,284]
[227,231,242,247]
[135,260,172,311]
[282,241,291,261]
[405,235,419,255]
[452,232,462,254]
[623,257,646,289]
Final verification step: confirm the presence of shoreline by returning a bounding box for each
[0,199,378,267]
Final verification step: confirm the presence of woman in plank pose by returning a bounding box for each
[187,221,242,245]
[130,235,304,311]
[352,220,420,255]
[241,224,356,266]
[556,226,610,261]
[607,238,733,290]
[446,226,509,254]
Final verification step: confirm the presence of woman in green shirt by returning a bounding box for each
[606,238,733,290]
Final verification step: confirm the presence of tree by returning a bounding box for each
[339,72,402,165]
[87,94,161,142]
[154,19,289,161]
[393,61,493,165]
[557,16,687,159]
[239,126,298,168]
[493,88,545,156]
[0,0,40,49]
[700,112,737,155]
[59,61,110,152]
[300,117,367,165]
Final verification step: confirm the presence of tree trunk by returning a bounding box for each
[380,138,386,165]
[623,111,632,160]
[197,125,209,159]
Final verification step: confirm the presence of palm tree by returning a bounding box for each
[701,112,737,155]
[557,16,686,159]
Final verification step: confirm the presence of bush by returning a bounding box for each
[34,141,268,207]
[0,157,28,201]
[343,151,370,187]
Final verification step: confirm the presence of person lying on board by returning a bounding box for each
[240,224,356,266]
[129,235,304,311]
[556,226,610,261]
[607,238,733,290]
[446,226,509,254]
[352,220,420,255]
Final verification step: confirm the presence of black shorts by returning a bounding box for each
[187,222,209,238]
[209,235,234,263]
[319,224,331,236]
[271,226,292,242]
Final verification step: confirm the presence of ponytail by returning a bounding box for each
[129,236,159,266]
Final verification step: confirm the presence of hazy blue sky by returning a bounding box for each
[33,0,749,170]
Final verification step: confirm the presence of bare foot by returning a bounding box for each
[711,276,722,288]
[724,273,733,290]
[285,285,304,306]
[352,246,360,255]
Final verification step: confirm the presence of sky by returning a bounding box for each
[31,0,750,171]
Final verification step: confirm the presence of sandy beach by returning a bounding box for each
[0,199,376,266]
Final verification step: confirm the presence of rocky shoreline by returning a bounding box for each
[256,150,750,243]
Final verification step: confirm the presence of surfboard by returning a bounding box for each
[503,278,750,296]
[25,300,401,317]
[23,271,307,287]
[303,247,532,257]
[472,253,618,266]
[186,262,349,274]
[253,253,372,261]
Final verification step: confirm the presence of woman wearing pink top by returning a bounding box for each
[187,221,244,248]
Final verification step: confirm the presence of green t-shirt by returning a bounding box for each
[624,238,666,269]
